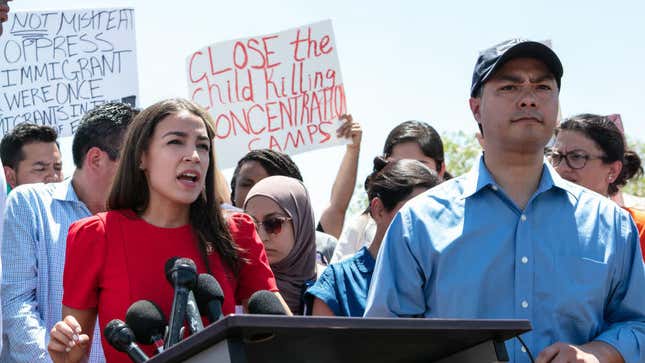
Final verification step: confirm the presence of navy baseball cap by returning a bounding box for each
[470,38,563,97]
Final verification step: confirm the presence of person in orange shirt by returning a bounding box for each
[548,113,645,259]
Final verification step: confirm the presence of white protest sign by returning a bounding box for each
[0,8,139,137]
[186,20,348,169]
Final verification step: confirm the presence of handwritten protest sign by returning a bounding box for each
[0,8,139,137]
[186,20,348,169]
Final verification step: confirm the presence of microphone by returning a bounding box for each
[104,319,150,363]
[165,257,204,335]
[125,300,167,354]
[164,257,197,348]
[185,291,205,334]
[247,290,288,315]
[194,273,224,324]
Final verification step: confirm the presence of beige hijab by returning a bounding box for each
[244,176,317,314]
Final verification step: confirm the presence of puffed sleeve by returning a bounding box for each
[305,266,342,315]
[227,212,278,302]
[62,215,108,309]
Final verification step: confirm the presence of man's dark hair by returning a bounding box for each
[1,123,59,169]
[230,149,303,206]
[72,102,138,168]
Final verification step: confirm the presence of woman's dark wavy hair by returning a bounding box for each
[366,157,441,213]
[556,113,643,196]
[108,98,243,275]
[382,120,449,178]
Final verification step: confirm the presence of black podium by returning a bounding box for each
[148,315,530,363]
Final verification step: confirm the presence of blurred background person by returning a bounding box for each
[330,120,447,263]
[307,158,440,317]
[0,0,11,36]
[0,0,12,355]
[230,149,303,209]
[1,124,63,191]
[548,113,644,259]
[2,103,137,363]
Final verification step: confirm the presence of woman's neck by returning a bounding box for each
[141,195,191,228]
[367,226,387,260]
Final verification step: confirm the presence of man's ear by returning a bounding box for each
[469,97,482,123]
[83,147,105,172]
[4,166,17,188]
[437,161,446,179]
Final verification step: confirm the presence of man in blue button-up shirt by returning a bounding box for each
[364,39,645,363]
[0,103,136,363]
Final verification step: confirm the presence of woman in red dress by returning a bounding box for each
[48,98,287,363]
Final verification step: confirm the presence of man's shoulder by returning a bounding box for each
[9,182,57,198]
[560,180,626,214]
[552,179,634,235]
[404,175,470,212]
[5,182,60,211]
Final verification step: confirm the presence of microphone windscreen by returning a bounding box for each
[247,290,287,315]
[165,257,197,288]
[104,319,134,351]
[164,256,180,284]
[126,300,167,344]
[194,273,224,311]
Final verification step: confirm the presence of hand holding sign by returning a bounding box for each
[336,114,362,150]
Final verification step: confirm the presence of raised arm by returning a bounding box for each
[318,114,362,238]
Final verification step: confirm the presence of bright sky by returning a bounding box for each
[11,0,645,216]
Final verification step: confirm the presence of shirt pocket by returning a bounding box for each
[551,256,609,341]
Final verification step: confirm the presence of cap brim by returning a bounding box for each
[481,41,563,89]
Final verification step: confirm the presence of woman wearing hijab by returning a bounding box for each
[244,175,317,315]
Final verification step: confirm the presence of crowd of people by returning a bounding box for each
[0,5,644,363]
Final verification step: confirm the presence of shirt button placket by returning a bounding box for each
[515,210,533,362]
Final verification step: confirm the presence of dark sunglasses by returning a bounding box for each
[254,216,291,235]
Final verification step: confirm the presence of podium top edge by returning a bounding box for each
[148,316,531,363]
[221,315,532,330]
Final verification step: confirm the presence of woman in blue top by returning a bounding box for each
[307,158,440,317]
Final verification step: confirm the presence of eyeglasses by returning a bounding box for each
[545,149,606,170]
[254,216,291,235]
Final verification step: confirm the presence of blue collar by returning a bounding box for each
[461,155,570,200]
[52,178,83,203]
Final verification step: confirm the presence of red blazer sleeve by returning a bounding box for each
[227,212,278,301]
[62,215,108,310]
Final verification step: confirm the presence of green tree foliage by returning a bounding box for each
[346,133,645,219]
[442,131,482,178]
[441,132,645,196]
